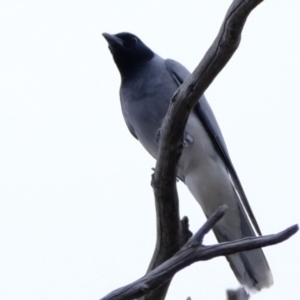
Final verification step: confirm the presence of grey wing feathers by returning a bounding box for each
[195,101,262,235]
[165,58,262,236]
[165,59,190,85]
[120,94,138,140]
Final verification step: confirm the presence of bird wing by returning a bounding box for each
[165,58,262,235]
[120,92,138,140]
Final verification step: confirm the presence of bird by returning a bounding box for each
[103,32,273,291]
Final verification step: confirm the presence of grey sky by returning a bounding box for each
[0,1,299,299]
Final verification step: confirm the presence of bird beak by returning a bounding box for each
[102,33,123,48]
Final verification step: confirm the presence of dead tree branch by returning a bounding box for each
[100,206,298,300]
[102,0,299,299]
[154,0,265,185]
[146,0,265,299]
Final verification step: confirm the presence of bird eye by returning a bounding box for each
[124,37,137,46]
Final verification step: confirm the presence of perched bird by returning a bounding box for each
[103,32,273,291]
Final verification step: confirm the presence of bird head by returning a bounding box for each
[103,32,154,78]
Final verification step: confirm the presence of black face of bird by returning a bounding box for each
[103,32,154,79]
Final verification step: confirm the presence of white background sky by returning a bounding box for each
[0,1,299,299]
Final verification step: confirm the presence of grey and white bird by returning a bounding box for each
[103,32,273,291]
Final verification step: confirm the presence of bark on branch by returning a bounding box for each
[100,206,298,300]
[102,0,298,299]
[154,0,265,187]
[147,0,265,298]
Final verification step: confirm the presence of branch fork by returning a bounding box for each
[102,1,299,299]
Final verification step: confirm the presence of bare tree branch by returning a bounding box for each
[154,0,264,186]
[146,0,264,298]
[100,206,298,300]
[103,0,299,300]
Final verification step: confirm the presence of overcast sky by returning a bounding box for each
[0,1,299,299]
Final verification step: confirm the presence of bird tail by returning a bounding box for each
[184,170,273,291]
[182,136,273,291]
[213,202,273,292]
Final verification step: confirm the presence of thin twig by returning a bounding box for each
[100,207,298,300]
